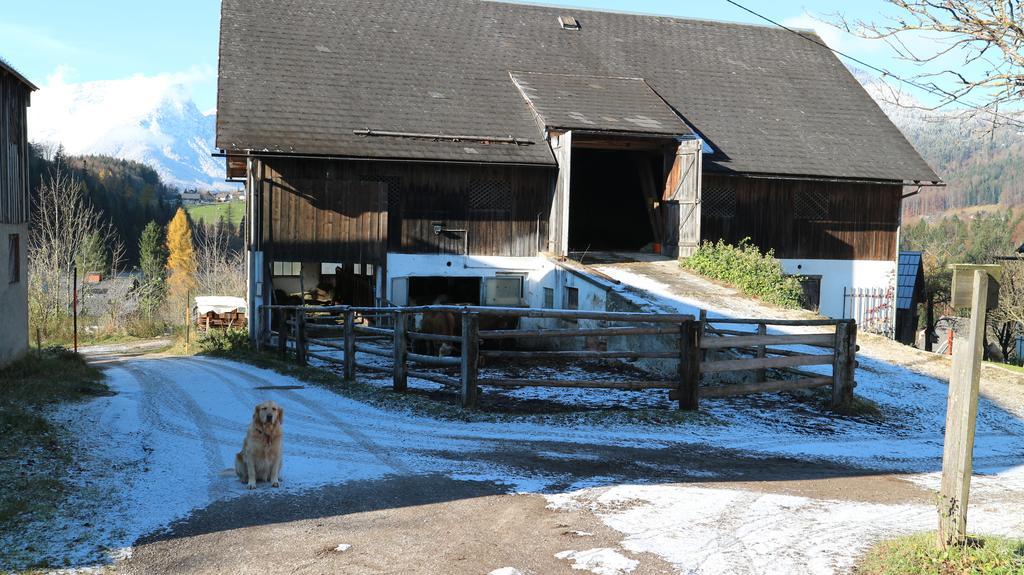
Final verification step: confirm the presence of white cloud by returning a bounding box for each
[28,66,230,191]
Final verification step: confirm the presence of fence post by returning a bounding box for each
[461,312,480,408]
[678,319,700,410]
[831,320,856,410]
[343,307,356,381]
[296,311,307,366]
[277,309,288,360]
[393,309,408,392]
[755,322,767,383]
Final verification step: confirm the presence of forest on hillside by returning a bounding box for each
[27,144,181,265]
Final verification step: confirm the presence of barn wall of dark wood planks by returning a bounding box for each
[700,174,902,261]
[0,69,31,225]
[258,157,555,262]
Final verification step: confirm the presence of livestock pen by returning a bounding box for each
[263,304,857,411]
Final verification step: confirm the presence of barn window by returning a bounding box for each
[703,185,736,218]
[360,175,402,210]
[795,190,829,220]
[321,262,345,275]
[483,275,524,306]
[543,287,555,309]
[468,180,512,210]
[8,234,20,283]
[272,261,301,277]
[564,286,579,310]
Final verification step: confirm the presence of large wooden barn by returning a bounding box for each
[215,0,939,338]
[0,60,35,367]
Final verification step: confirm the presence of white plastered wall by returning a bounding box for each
[780,258,897,319]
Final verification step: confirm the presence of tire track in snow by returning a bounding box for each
[123,361,232,501]
[188,357,412,475]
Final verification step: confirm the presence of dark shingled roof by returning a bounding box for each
[0,59,38,91]
[216,0,939,182]
[510,72,693,136]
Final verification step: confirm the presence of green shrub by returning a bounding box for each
[857,532,1024,574]
[681,239,805,308]
[198,328,251,356]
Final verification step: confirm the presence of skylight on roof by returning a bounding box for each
[558,16,581,30]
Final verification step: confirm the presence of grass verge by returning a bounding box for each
[985,361,1024,376]
[856,532,1024,574]
[0,348,107,532]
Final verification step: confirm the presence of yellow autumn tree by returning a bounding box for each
[165,208,197,308]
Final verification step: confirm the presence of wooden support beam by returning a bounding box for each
[295,312,307,366]
[277,309,288,360]
[831,321,856,410]
[393,310,408,392]
[678,320,700,410]
[479,350,678,360]
[461,312,480,408]
[343,308,356,381]
[696,376,833,398]
[480,379,677,389]
[701,353,834,374]
[700,332,836,349]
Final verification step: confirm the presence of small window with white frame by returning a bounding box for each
[272,261,301,277]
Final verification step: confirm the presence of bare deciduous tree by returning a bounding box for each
[832,1,1023,126]
[28,161,124,335]
[989,257,1024,361]
[194,222,246,298]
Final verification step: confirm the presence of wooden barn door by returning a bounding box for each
[663,139,703,258]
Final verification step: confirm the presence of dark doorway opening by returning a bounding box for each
[408,276,481,305]
[568,149,660,252]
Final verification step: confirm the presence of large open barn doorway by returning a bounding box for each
[568,148,662,253]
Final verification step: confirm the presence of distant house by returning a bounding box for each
[180,191,203,205]
[216,0,940,337]
[0,60,36,366]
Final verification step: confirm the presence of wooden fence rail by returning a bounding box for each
[262,305,857,412]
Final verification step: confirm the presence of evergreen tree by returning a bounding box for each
[139,221,169,314]
[166,208,197,311]
[77,231,109,276]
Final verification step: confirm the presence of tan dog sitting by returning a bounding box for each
[235,400,284,489]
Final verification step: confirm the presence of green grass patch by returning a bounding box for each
[681,238,806,308]
[0,348,107,528]
[857,532,1024,574]
[985,361,1024,375]
[186,200,245,226]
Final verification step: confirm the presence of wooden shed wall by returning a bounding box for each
[701,175,902,261]
[0,70,30,225]
[258,158,554,260]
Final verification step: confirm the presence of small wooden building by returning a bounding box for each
[215,0,939,338]
[0,60,35,367]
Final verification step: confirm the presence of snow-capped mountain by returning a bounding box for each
[28,72,232,192]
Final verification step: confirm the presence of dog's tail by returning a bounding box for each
[217,468,236,477]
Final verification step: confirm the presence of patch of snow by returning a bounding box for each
[547,484,1024,575]
[555,548,638,575]
[488,568,527,575]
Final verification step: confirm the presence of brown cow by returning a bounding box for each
[417,309,459,356]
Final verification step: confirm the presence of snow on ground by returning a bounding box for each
[555,547,639,575]
[546,484,1024,575]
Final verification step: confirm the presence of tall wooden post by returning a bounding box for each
[343,308,356,381]
[755,322,767,383]
[461,312,480,408]
[938,268,994,548]
[295,311,307,366]
[831,320,856,410]
[678,320,700,410]
[393,310,408,392]
[277,309,288,360]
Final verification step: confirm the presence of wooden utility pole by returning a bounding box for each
[938,265,1000,548]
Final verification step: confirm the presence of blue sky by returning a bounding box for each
[1,0,958,112]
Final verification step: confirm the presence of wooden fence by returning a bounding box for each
[262,305,856,411]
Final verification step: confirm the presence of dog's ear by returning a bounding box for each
[277,405,284,425]
[252,405,261,425]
